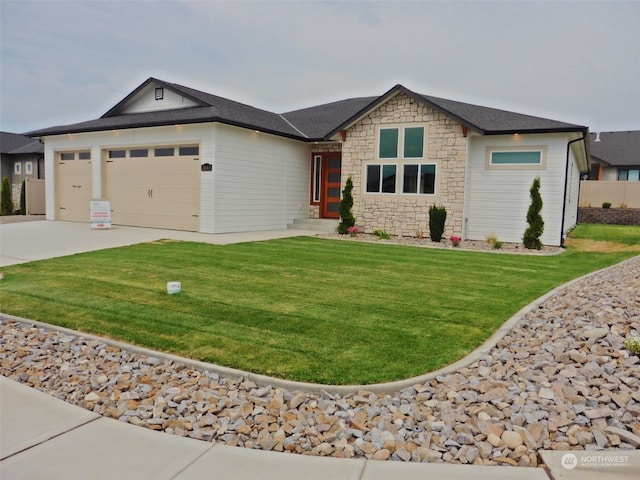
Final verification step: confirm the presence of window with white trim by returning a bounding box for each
[378,126,425,160]
[25,161,33,174]
[486,146,547,170]
[311,155,321,203]
[14,162,21,174]
[490,151,542,165]
[402,164,436,194]
[366,164,397,193]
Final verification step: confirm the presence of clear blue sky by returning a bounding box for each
[1,0,639,134]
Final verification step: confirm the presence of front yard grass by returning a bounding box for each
[1,225,638,384]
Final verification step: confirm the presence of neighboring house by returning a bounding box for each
[587,131,640,181]
[27,77,589,246]
[0,132,45,207]
[579,130,640,209]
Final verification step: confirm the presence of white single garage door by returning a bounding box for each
[56,151,93,222]
[104,145,200,231]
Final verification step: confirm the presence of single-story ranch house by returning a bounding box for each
[27,77,589,246]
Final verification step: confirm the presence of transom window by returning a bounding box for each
[491,151,542,165]
[486,146,547,170]
[378,126,425,159]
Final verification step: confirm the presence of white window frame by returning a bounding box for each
[365,163,397,194]
[376,124,426,161]
[402,163,437,195]
[486,146,548,170]
[14,162,21,174]
[25,161,33,174]
[312,155,322,203]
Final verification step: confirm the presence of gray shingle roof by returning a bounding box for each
[589,131,640,166]
[26,78,588,140]
[1,132,44,154]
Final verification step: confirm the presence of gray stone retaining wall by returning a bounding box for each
[578,207,640,226]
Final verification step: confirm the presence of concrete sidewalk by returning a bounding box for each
[1,376,552,480]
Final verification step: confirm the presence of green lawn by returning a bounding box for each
[567,224,640,245]
[1,225,638,384]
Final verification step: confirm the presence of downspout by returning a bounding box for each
[561,134,587,247]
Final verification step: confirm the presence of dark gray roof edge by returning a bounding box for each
[25,115,309,142]
[25,80,590,142]
[101,77,210,118]
[325,84,588,138]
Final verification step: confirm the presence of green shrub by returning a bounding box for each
[19,179,26,215]
[0,177,14,216]
[429,205,447,242]
[523,177,544,250]
[373,229,391,240]
[493,240,503,249]
[337,176,355,234]
[602,202,612,209]
[625,337,640,355]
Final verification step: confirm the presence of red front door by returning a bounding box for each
[321,155,342,218]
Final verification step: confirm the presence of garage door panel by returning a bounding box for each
[56,157,93,222]
[105,148,200,231]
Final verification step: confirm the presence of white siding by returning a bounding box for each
[43,124,215,228]
[212,124,311,233]
[563,145,582,236]
[465,133,572,247]
[120,83,199,114]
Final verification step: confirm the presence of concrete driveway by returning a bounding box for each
[0,220,319,267]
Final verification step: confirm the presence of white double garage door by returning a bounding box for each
[56,145,201,231]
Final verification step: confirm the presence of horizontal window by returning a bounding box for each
[366,164,396,193]
[179,146,199,156]
[61,153,75,161]
[154,147,174,157]
[403,164,436,194]
[618,169,639,181]
[109,150,126,159]
[78,152,91,160]
[130,149,148,158]
[491,151,541,165]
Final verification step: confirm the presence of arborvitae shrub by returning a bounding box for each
[0,177,13,216]
[337,176,356,234]
[429,204,447,242]
[19,179,26,215]
[523,177,544,249]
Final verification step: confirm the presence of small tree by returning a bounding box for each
[523,177,544,249]
[0,177,14,216]
[429,204,447,242]
[19,179,26,215]
[337,176,356,234]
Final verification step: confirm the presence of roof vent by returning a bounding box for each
[594,131,601,142]
[155,87,164,101]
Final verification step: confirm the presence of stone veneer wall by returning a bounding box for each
[341,93,467,238]
[309,143,342,219]
[577,207,640,226]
